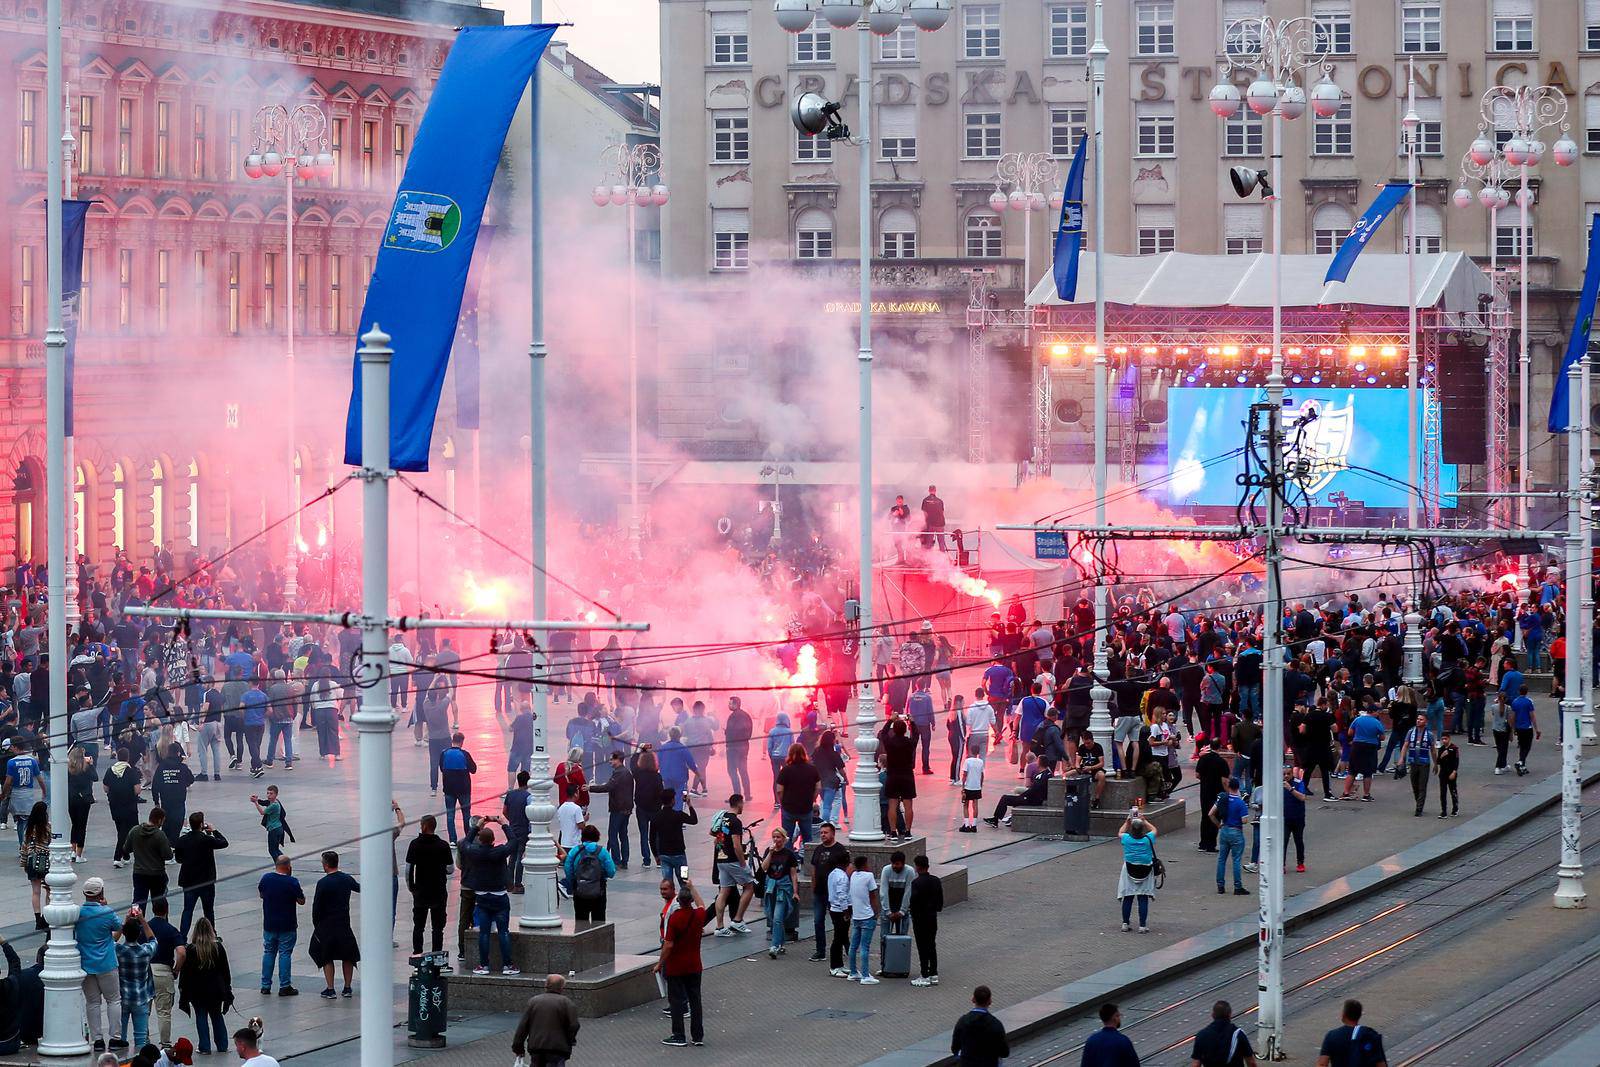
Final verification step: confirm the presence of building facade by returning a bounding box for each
[659,0,1599,481]
[0,0,500,573]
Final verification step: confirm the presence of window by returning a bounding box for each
[361,255,374,306]
[191,250,204,331]
[361,120,375,188]
[78,96,95,174]
[328,255,344,332]
[18,246,34,336]
[1135,102,1175,156]
[1136,205,1176,254]
[296,253,308,332]
[713,111,749,162]
[1313,99,1353,156]
[186,460,199,548]
[712,209,750,270]
[226,108,238,180]
[1406,97,1443,157]
[1588,96,1600,153]
[156,250,169,332]
[1049,3,1088,58]
[192,104,207,178]
[117,248,133,331]
[795,14,832,63]
[111,462,126,551]
[1405,204,1443,253]
[17,89,37,170]
[1224,204,1264,255]
[1224,109,1263,157]
[1588,0,1600,50]
[879,105,917,160]
[1496,220,1533,258]
[150,462,164,549]
[1135,1,1175,56]
[1491,0,1534,51]
[711,10,750,64]
[1401,3,1442,53]
[1312,0,1352,55]
[331,118,345,186]
[226,251,239,335]
[964,109,1001,158]
[1050,106,1087,158]
[79,251,92,333]
[156,99,171,175]
[263,252,277,330]
[393,123,408,177]
[965,210,1003,258]
[879,22,917,61]
[795,126,832,162]
[1222,0,1264,56]
[963,4,1001,59]
[880,207,917,259]
[117,98,133,176]
[76,466,87,556]
[794,208,833,260]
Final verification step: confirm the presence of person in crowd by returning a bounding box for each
[958,740,985,833]
[775,742,821,849]
[463,816,520,977]
[256,854,304,997]
[723,696,753,798]
[760,826,799,959]
[656,877,707,1048]
[510,973,580,1067]
[1117,811,1159,933]
[114,907,158,1049]
[1511,684,1540,775]
[145,896,184,1048]
[19,801,49,928]
[907,854,943,987]
[405,814,454,958]
[173,812,227,936]
[951,985,1010,1066]
[77,877,124,1053]
[1081,1003,1140,1067]
[308,851,361,1000]
[250,786,289,861]
[1189,1000,1258,1067]
[126,807,173,909]
[177,917,233,1057]
[983,758,1052,828]
[561,823,618,923]
[1211,778,1250,896]
[439,732,478,844]
[709,794,756,937]
[0,931,44,1054]
[104,748,143,870]
[1396,713,1435,818]
[845,854,880,984]
[1315,999,1385,1067]
[66,745,96,863]
[1435,733,1461,819]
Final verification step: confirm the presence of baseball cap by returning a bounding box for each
[170,1038,195,1065]
[82,876,105,897]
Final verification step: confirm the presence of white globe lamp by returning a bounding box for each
[1209,83,1242,118]
[1469,137,1497,166]
[1278,85,1306,121]
[867,0,902,35]
[774,0,819,32]
[1309,78,1343,119]
[907,0,951,31]
[821,1,860,28]
[1245,77,1279,116]
[1553,137,1580,167]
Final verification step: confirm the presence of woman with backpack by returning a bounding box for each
[560,824,617,922]
[309,669,341,763]
[19,801,49,929]
[177,917,234,1056]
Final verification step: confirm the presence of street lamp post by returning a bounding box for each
[760,463,795,546]
[1210,18,1332,1059]
[1468,88,1577,596]
[1454,148,1514,530]
[593,144,667,559]
[988,152,1061,477]
[778,0,951,843]
[243,103,334,603]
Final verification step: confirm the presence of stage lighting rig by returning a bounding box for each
[791,92,851,141]
[1229,165,1273,200]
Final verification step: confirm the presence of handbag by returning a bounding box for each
[23,845,47,879]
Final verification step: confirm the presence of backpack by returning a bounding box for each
[709,809,731,840]
[572,848,606,901]
[1029,722,1050,756]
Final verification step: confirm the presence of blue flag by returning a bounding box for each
[344,25,556,470]
[1324,181,1412,285]
[1052,134,1088,301]
[1548,214,1600,432]
[61,199,91,437]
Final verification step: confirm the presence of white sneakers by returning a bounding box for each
[712,928,735,938]
[859,976,881,985]
[829,967,849,978]
[729,921,752,934]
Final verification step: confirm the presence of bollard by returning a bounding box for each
[406,952,449,1048]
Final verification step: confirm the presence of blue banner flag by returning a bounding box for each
[1548,214,1600,432]
[1323,181,1412,285]
[62,199,91,437]
[344,25,555,469]
[1052,134,1088,301]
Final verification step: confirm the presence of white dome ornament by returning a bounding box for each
[1209,83,1242,119]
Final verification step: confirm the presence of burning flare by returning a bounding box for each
[463,572,510,614]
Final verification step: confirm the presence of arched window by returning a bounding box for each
[186,459,200,548]
[964,209,1003,259]
[1311,202,1353,255]
[111,461,127,551]
[794,208,834,260]
[879,207,917,259]
[73,465,86,557]
[150,460,165,549]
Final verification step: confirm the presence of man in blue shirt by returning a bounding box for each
[1016,683,1049,776]
[1341,706,1385,801]
[257,854,304,996]
[908,681,938,774]
[657,728,697,812]
[1210,778,1250,895]
[3,740,46,846]
[1081,1002,1140,1067]
[439,733,478,843]
[1511,685,1540,775]
[240,682,268,776]
[981,663,1015,744]
[75,877,123,1052]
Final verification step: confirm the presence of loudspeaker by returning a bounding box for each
[1436,343,1487,465]
[989,342,1032,461]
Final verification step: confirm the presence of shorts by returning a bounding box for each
[1349,743,1378,779]
[715,861,754,888]
[961,789,983,802]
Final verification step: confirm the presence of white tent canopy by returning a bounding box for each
[1025,251,1490,315]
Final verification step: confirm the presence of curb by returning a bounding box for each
[864,765,1599,1067]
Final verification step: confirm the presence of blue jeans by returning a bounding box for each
[766,881,793,951]
[444,791,471,843]
[636,808,656,865]
[119,1005,149,1047]
[781,811,814,850]
[820,787,841,825]
[1217,826,1245,889]
[606,809,632,866]
[474,893,513,969]
[427,738,450,790]
[1237,685,1262,722]
[261,929,296,989]
[658,852,688,887]
[266,720,295,763]
[1525,634,1543,670]
[848,916,877,978]
[814,897,829,957]
[194,1008,226,1054]
[726,747,751,798]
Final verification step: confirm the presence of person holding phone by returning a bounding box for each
[648,787,696,888]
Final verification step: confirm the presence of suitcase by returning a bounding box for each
[880,917,913,978]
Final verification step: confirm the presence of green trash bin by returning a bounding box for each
[407,951,449,1048]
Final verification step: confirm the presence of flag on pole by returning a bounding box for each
[1323,181,1412,285]
[62,198,91,437]
[344,24,556,470]
[1548,213,1600,432]
[1052,134,1089,301]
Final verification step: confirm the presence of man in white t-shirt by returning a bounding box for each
[964,688,996,758]
[555,799,584,852]
[233,1027,279,1067]
[845,856,880,983]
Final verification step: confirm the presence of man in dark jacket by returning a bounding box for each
[127,807,175,907]
[587,751,634,869]
[723,697,753,799]
[151,747,196,848]
[907,855,943,986]
[951,985,1010,1066]
[511,973,580,1066]
[0,934,43,1054]
[1035,709,1068,774]
[462,817,519,976]
[174,812,228,935]
[982,765,1052,827]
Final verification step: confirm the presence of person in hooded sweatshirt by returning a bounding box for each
[766,713,795,808]
[103,748,143,869]
[126,807,174,908]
